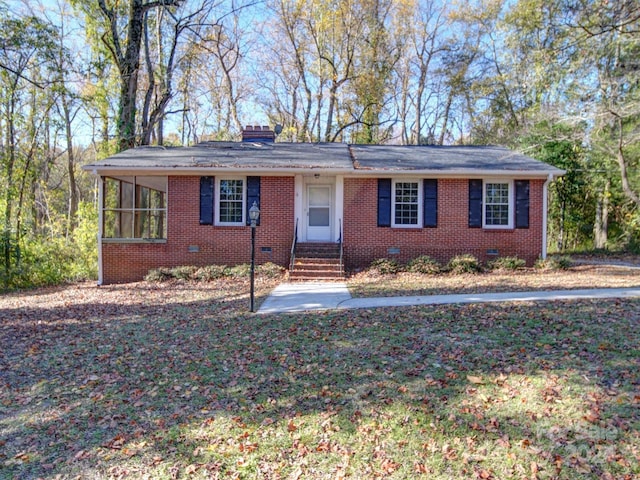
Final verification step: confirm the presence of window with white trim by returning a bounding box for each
[484,180,513,228]
[392,180,422,227]
[216,178,245,225]
[102,176,167,239]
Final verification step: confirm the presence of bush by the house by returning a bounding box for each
[258,262,286,278]
[172,265,198,280]
[225,264,251,278]
[194,265,229,281]
[146,262,286,283]
[144,267,175,282]
[407,255,442,274]
[369,258,402,275]
[487,256,526,271]
[535,255,573,270]
[446,254,482,274]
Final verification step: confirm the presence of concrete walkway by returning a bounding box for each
[257,282,640,314]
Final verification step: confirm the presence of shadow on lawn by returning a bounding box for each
[1,291,639,478]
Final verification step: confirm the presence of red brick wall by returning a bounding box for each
[343,177,545,271]
[102,174,547,283]
[102,176,295,284]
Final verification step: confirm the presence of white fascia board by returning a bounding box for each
[82,166,354,177]
[83,165,566,179]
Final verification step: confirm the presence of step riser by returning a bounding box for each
[289,275,344,281]
[295,251,339,256]
[290,273,343,279]
[295,259,341,265]
[292,243,344,279]
[295,266,341,272]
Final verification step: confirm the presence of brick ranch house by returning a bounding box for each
[83,126,564,284]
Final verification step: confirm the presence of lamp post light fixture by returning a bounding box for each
[249,201,260,312]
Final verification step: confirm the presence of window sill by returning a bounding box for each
[102,238,167,244]
[482,227,514,232]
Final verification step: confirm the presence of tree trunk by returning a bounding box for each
[615,118,640,209]
[593,180,609,250]
[117,0,146,151]
[62,93,79,236]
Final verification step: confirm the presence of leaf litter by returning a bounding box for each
[0,271,639,479]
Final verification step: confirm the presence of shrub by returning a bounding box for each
[535,255,572,270]
[258,262,286,278]
[172,265,198,280]
[194,265,229,281]
[407,255,441,274]
[446,254,482,274]
[369,258,402,274]
[144,267,174,282]
[487,256,526,271]
[226,264,251,278]
[146,262,286,283]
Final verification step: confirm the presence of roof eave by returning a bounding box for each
[347,168,565,178]
[82,165,566,179]
[81,165,355,176]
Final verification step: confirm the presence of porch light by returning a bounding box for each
[249,201,260,227]
[249,201,260,312]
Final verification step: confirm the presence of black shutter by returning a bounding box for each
[423,179,438,228]
[199,176,214,225]
[515,180,530,229]
[246,176,261,226]
[469,179,483,228]
[377,179,392,227]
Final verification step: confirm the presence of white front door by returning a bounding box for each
[307,185,332,241]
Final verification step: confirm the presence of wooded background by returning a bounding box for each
[1,0,638,289]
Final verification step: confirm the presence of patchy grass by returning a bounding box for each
[348,263,640,298]
[1,275,639,479]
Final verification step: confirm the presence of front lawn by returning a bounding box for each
[1,276,639,479]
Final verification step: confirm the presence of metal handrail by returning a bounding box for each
[338,218,343,277]
[289,218,298,272]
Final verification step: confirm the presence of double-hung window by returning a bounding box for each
[216,178,245,225]
[392,180,422,228]
[484,180,513,229]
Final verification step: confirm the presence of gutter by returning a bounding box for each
[82,165,563,179]
[542,173,553,260]
[97,176,104,286]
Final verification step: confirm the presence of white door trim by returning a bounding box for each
[306,184,333,241]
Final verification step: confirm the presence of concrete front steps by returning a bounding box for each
[290,242,344,281]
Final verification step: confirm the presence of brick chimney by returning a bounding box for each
[241,125,276,143]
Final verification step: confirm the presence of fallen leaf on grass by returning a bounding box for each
[467,375,484,385]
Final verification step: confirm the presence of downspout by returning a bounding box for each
[97,174,104,285]
[542,173,553,260]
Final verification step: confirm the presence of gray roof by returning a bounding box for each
[83,142,563,177]
[84,142,354,171]
[350,145,562,174]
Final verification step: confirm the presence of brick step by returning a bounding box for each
[294,243,340,258]
[295,258,341,267]
[293,264,342,272]
[289,270,345,281]
[289,276,344,282]
[291,242,343,280]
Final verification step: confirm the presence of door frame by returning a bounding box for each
[306,183,333,241]
[295,175,343,243]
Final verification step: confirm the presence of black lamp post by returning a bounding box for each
[249,201,260,312]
